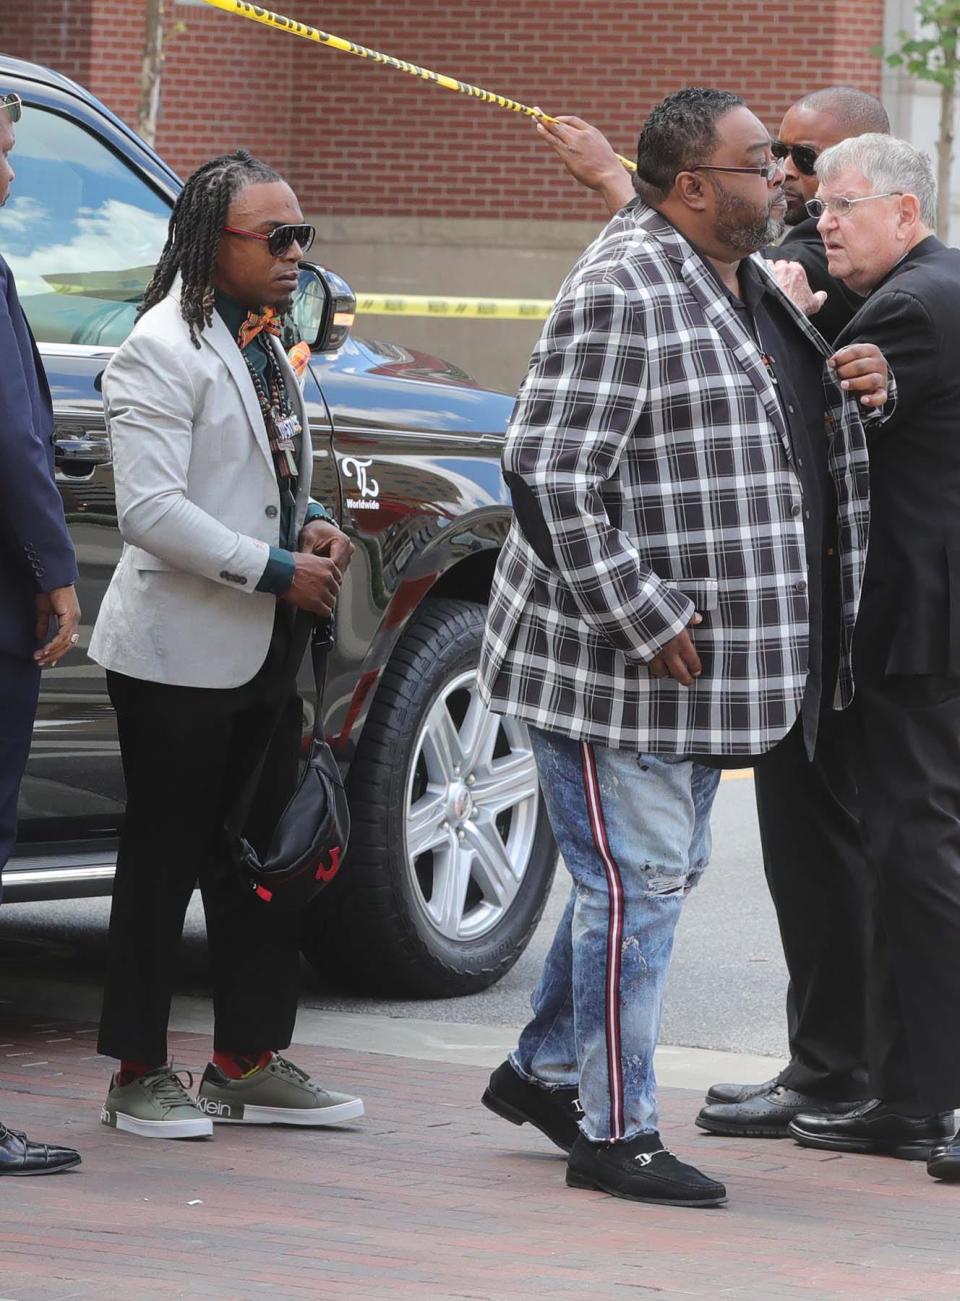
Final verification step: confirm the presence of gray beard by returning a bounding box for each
[713,185,785,255]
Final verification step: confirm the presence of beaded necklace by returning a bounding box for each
[242,341,301,485]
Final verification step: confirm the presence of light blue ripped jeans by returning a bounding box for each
[511,725,721,1143]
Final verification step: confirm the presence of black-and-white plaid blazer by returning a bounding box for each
[479,200,875,756]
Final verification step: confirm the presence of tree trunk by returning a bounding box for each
[137,0,165,147]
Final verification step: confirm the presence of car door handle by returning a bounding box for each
[54,434,112,466]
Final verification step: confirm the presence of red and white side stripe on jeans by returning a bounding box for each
[580,741,626,1142]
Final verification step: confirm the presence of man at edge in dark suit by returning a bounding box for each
[783,133,960,1181]
[0,89,82,1175]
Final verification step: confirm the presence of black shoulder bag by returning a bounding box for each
[226,618,350,910]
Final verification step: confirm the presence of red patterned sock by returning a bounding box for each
[213,1050,274,1080]
[117,1060,159,1087]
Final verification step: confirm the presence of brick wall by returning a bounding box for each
[2,0,93,89]
[286,0,886,219]
[85,0,300,177]
[2,0,885,220]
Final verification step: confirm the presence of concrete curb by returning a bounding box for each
[1,974,786,1091]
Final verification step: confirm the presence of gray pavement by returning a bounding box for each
[0,771,789,1060]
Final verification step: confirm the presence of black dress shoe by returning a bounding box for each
[704,1076,781,1105]
[696,1085,863,1138]
[566,1132,727,1207]
[789,1100,955,1160]
[927,1136,960,1181]
[481,1060,581,1153]
[0,1123,81,1175]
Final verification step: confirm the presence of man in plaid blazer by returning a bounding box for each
[478,88,888,1208]
[530,87,899,1145]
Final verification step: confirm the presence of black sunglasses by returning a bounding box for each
[0,92,22,124]
[771,139,819,177]
[222,222,316,258]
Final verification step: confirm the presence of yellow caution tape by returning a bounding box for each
[200,0,636,172]
[355,293,553,321]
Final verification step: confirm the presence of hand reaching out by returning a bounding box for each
[536,116,635,218]
[769,260,828,316]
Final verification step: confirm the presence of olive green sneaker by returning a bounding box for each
[100,1067,213,1140]
[197,1054,364,1126]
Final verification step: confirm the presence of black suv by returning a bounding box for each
[0,55,555,996]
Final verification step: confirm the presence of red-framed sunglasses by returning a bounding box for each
[221,222,316,257]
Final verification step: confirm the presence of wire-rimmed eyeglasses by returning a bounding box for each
[689,159,784,183]
[805,192,904,219]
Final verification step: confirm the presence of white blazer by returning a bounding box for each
[89,288,313,688]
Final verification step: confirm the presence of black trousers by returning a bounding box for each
[753,704,872,1100]
[98,612,305,1064]
[0,651,40,884]
[852,674,960,1114]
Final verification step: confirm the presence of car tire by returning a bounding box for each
[300,597,556,997]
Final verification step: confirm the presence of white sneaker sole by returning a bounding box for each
[102,1109,213,1140]
[204,1097,365,1126]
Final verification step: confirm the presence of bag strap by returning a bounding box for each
[309,616,334,739]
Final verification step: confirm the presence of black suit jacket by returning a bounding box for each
[764,218,865,343]
[836,236,960,677]
[0,254,78,660]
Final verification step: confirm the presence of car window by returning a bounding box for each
[0,105,171,347]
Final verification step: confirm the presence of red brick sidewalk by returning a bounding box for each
[0,1010,956,1301]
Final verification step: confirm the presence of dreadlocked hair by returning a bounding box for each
[139,149,282,348]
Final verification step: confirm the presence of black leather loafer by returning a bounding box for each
[696,1086,864,1138]
[482,1060,582,1153]
[704,1076,781,1105]
[0,1123,81,1175]
[927,1137,960,1181]
[789,1100,954,1160]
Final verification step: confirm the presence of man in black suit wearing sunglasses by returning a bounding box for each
[769,87,889,341]
[535,86,895,1139]
[697,87,893,1137]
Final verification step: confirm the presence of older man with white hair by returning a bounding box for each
[783,134,960,1182]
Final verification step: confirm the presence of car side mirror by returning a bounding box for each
[289,262,356,354]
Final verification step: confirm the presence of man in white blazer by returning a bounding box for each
[89,151,363,1140]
